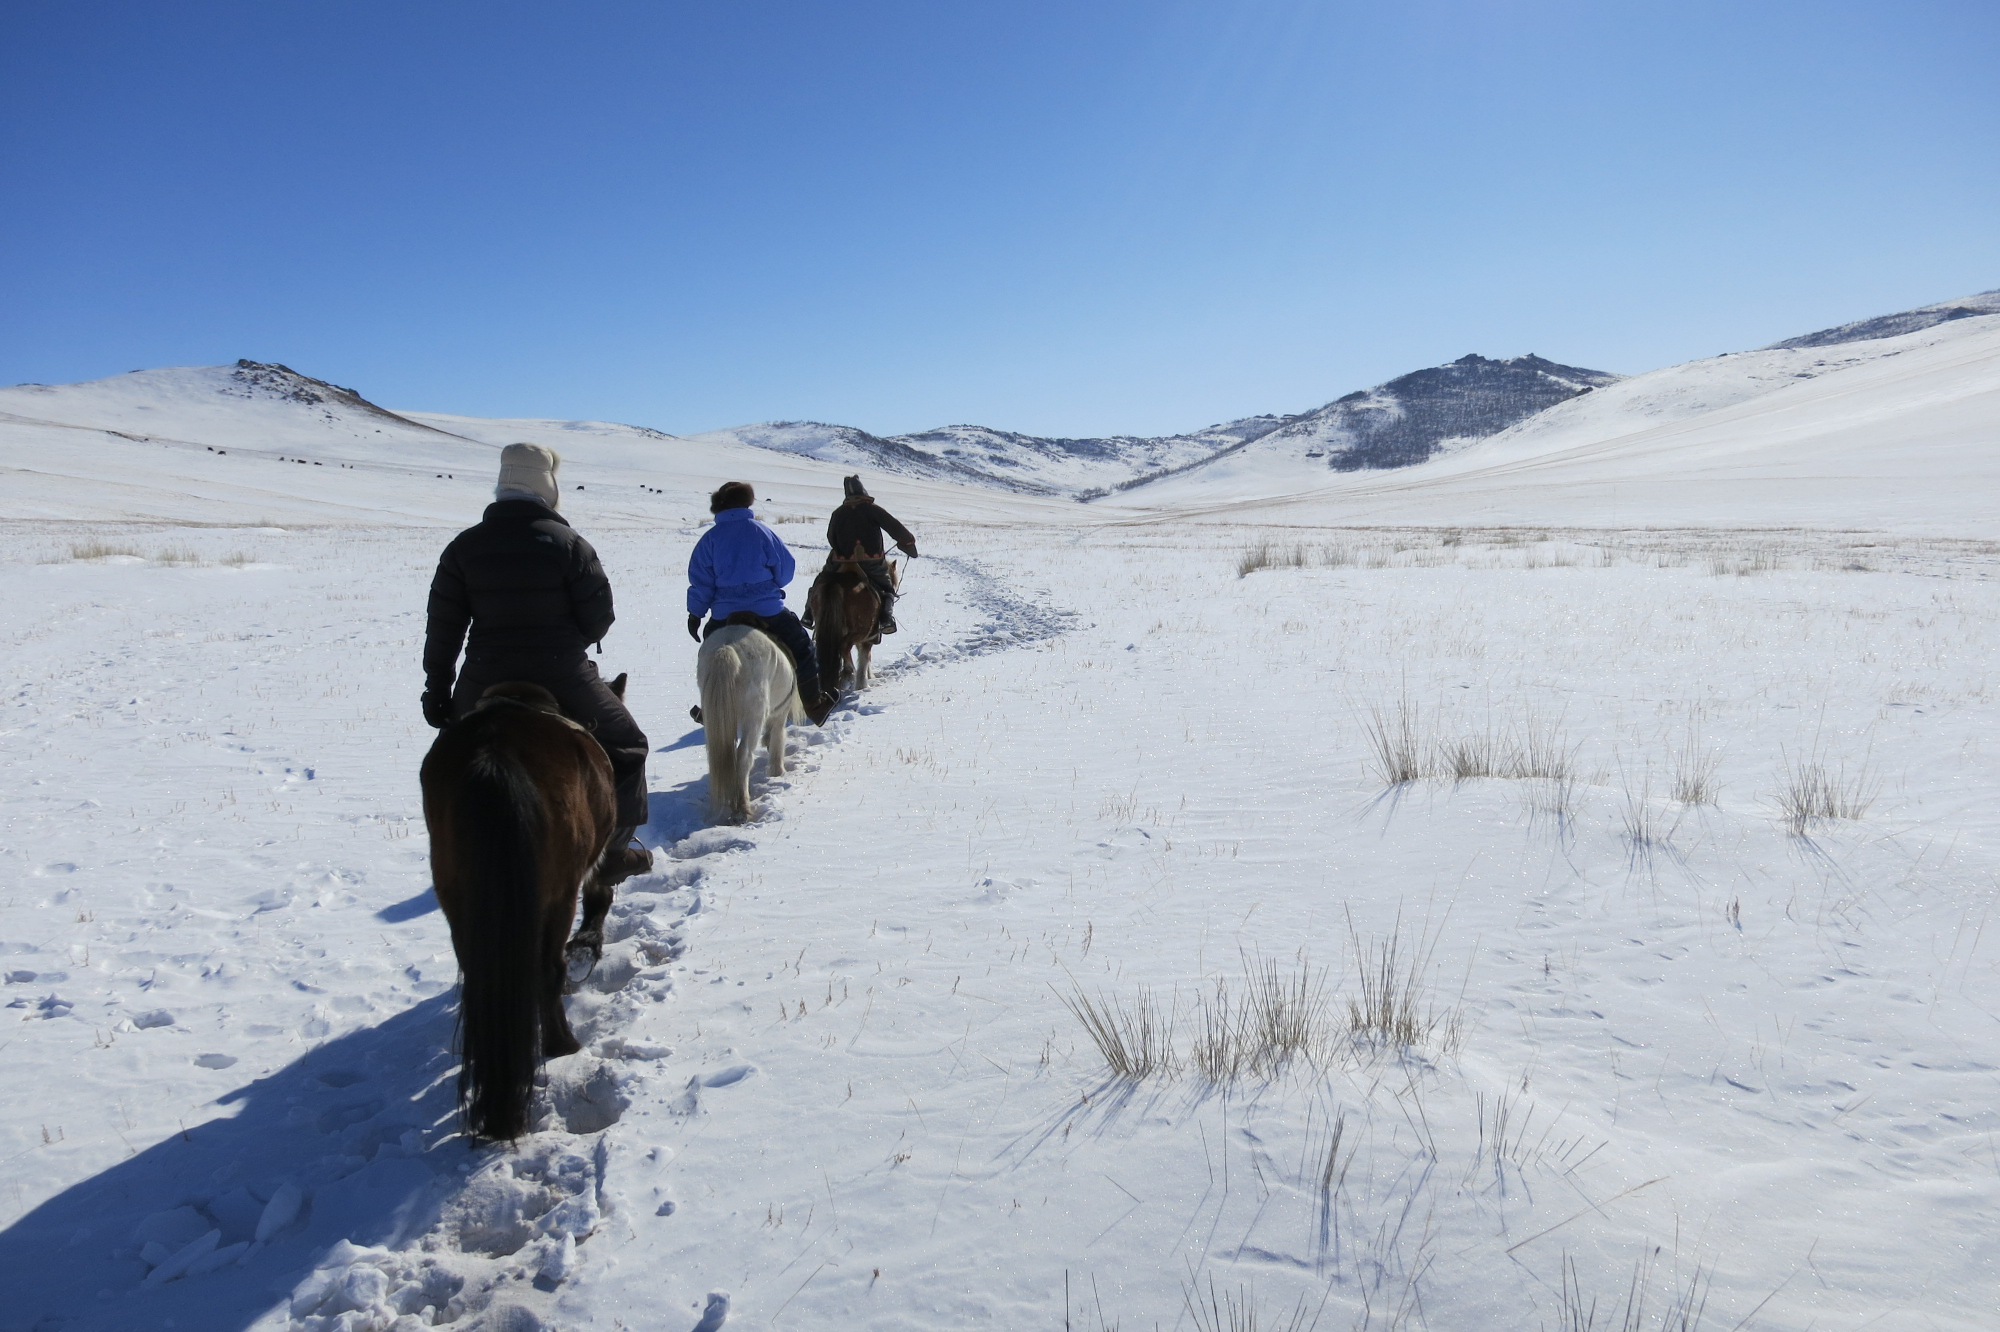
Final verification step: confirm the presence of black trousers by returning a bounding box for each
[452,653,650,827]
[702,609,820,694]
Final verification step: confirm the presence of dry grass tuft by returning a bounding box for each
[1183,1275,1325,1332]
[1364,702,1578,788]
[1667,731,1722,805]
[1618,777,1682,851]
[1190,954,1335,1082]
[1364,697,1427,785]
[1708,549,1786,577]
[1237,542,1312,577]
[1065,929,1461,1084]
[1770,748,1878,834]
[1553,1249,1715,1332]
[1345,911,1463,1055]
[1057,985,1178,1080]
[65,540,143,561]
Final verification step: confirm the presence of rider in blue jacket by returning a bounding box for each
[686,481,833,726]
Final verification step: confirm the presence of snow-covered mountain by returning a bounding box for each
[1119,297,2000,535]
[681,355,1620,499]
[1765,287,2000,349]
[0,360,1074,527]
[5,285,1996,524]
[677,416,1274,498]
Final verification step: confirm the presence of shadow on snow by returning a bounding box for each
[0,995,467,1332]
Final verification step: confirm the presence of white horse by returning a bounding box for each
[696,625,802,824]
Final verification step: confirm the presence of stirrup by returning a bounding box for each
[689,704,703,724]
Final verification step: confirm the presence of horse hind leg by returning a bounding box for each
[856,641,872,689]
[566,862,617,986]
[764,696,789,777]
[542,894,583,1057]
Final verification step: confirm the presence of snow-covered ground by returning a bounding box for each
[3,335,1998,1331]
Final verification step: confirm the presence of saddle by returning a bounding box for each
[715,610,800,665]
[471,682,590,733]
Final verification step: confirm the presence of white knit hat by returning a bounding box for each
[495,442,560,508]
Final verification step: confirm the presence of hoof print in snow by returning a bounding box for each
[671,828,754,860]
[673,1065,753,1117]
[192,1052,238,1069]
[691,1291,731,1332]
[539,1058,634,1134]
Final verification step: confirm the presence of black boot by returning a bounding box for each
[689,704,703,724]
[876,596,898,636]
[800,681,834,727]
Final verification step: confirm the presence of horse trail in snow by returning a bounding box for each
[277,551,1071,1331]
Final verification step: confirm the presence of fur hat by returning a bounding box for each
[842,474,870,500]
[710,480,755,514]
[496,442,560,508]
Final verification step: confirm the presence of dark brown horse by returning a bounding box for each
[419,677,633,1140]
[809,549,894,691]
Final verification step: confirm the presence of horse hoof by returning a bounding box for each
[564,947,600,990]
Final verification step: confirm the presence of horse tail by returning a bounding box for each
[450,744,547,1140]
[813,578,845,669]
[699,636,766,822]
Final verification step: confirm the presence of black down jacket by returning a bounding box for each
[826,499,916,559]
[423,499,615,695]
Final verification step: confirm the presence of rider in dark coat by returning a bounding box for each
[422,443,652,877]
[820,475,917,633]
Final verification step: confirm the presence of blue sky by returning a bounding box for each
[4,0,1995,437]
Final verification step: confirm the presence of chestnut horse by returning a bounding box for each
[810,551,897,691]
[420,677,633,1140]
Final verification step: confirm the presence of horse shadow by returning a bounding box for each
[642,773,712,849]
[0,995,468,1332]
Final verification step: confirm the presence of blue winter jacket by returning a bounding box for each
[686,507,796,619]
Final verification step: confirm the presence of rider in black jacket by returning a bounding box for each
[422,443,652,878]
[819,475,917,634]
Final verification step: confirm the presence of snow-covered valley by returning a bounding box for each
[3,292,2000,1331]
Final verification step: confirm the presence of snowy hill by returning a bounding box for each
[0,361,1074,529]
[686,356,1621,500]
[1103,353,1621,500]
[678,415,1276,498]
[1123,305,2000,536]
[1117,288,2000,533]
[1765,286,2000,349]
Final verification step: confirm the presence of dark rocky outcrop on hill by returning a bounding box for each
[226,360,475,439]
[1764,289,2000,350]
[1299,354,1621,471]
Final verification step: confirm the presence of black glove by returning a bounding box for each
[421,690,452,729]
[897,542,918,558]
[687,614,702,641]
